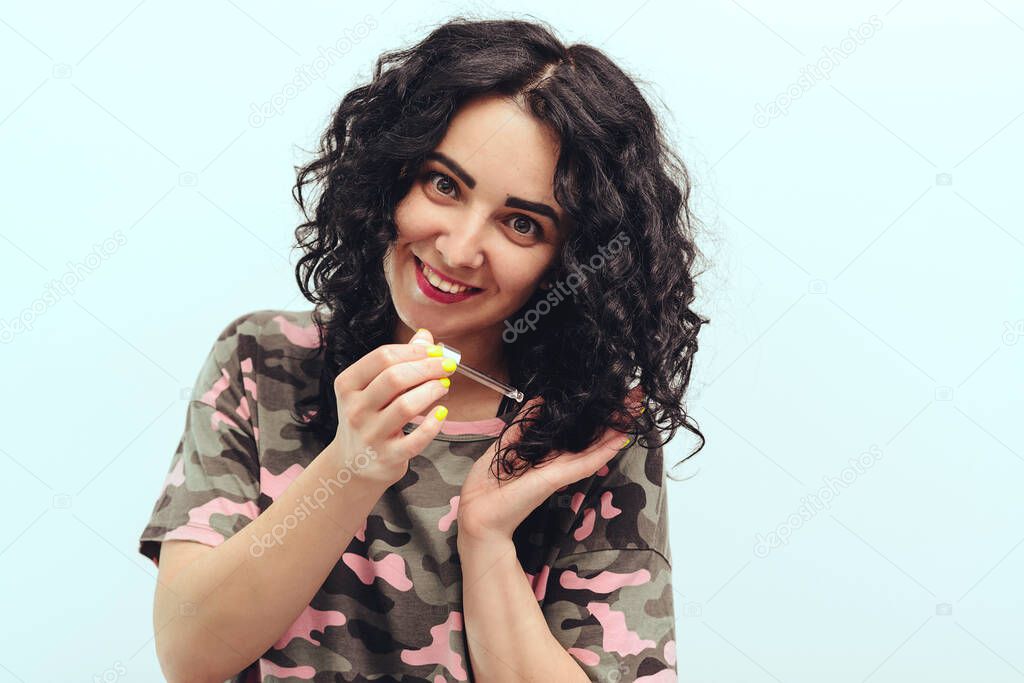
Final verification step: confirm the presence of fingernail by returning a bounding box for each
[442,359,457,373]
[621,437,632,448]
[434,405,448,421]
[438,377,451,388]
[427,344,443,357]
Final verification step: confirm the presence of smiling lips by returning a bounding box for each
[417,257,480,291]
[414,256,483,303]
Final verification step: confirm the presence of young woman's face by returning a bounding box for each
[384,94,568,342]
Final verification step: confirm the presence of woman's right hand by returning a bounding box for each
[325,328,455,487]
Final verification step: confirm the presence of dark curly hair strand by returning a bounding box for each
[289,15,710,483]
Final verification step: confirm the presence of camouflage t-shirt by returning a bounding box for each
[138,309,678,682]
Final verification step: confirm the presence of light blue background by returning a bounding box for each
[1,1,1021,681]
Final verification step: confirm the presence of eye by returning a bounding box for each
[423,170,544,240]
[425,171,458,198]
[509,215,542,238]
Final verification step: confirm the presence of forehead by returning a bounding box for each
[434,95,562,206]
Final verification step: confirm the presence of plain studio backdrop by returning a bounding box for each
[1,1,1022,681]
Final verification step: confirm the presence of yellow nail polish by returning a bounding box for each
[417,328,429,335]
[434,405,448,421]
[438,377,451,388]
[442,358,457,373]
[427,344,443,357]
[621,437,632,448]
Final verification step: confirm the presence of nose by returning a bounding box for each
[434,211,487,271]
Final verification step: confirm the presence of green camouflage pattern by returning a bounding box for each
[139,309,677,682]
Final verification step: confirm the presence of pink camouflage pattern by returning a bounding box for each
[138,309,678,682]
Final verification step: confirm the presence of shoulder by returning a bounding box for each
[214,308,312,338]
[194,308,321,395]
[208,309,324,411]
[593,439,669,551]
[611,385,662,508]
[211,308,321,354]
[229,309,321,352]
[554,393,671,561]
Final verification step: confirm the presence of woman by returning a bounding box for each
[139,16,707,682]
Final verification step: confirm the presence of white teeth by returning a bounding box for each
[421,261,472,294]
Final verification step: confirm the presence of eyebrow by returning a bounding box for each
[424,151,562,229]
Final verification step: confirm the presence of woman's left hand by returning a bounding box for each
[456,396,632,546]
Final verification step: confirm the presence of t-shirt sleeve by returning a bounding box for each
[540,439,678,682]
[137,312,264,568]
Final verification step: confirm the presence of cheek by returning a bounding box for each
[503,269,536,291]
[394,195,440,242]
[496,254,553,295]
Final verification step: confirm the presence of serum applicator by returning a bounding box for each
[417,339,524,403]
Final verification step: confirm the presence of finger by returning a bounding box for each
[335,343,433,394]
[409,327,434,347]
[371,372,452,441]
[543,429,630,486]
[552,427,628,462]
[359,325,442,411]
[362,355,457,417]
[495,436,622,513]
[398,399,450,460]
[492,428,622,504]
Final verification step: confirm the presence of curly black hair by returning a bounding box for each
[289,15,709,482]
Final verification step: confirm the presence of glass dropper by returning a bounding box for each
[436,343,524,402]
